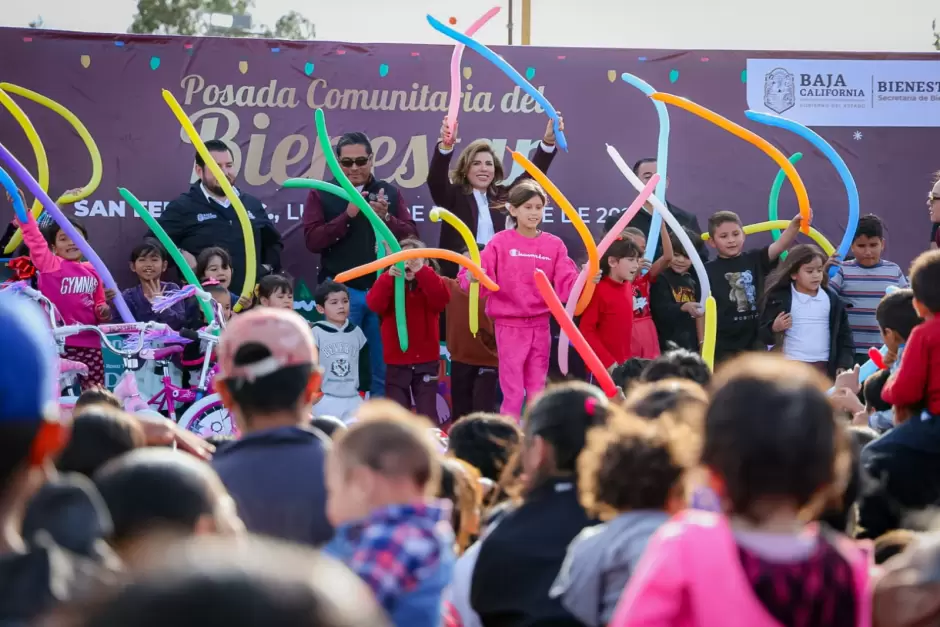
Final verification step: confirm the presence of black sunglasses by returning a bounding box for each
[339,156,371,168]
[930,194,940,202]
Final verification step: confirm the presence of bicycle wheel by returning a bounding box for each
[178,393,238,438]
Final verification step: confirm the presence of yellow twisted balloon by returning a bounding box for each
[701,220,834,255]
[0,83,102,254]
[163,89,256,311]
[430,207,480,336]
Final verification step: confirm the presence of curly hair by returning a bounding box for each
[578,407,695,520]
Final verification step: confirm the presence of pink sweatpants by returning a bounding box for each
[495,321,551,418]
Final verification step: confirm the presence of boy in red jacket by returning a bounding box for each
[367,238,450,422]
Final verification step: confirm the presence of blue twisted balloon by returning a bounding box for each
[0,166,29,223]
[427,15,568,152]
[745,110,859,278]
[621,73,670,264]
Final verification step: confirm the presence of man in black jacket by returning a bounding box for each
[159,139,283,294]
[302,132,417,398]
[603,157,706,260]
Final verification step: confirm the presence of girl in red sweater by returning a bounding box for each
[579,238,642,372]
[366,237,450,422]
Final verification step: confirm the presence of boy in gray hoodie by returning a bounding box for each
[312,281,368,422]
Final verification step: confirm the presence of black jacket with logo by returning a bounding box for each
[158,183,283,293]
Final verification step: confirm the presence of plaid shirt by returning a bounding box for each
[330,500,453,612]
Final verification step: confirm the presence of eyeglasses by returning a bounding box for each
[339,156,371,168]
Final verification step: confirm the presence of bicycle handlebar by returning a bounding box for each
[53,322,170,357]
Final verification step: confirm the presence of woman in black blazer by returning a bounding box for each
[428,116,562,276]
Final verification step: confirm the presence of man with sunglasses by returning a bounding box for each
[303,132,418,398]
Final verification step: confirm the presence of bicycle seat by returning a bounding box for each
[59,358,89,376]
[143,345,185,361]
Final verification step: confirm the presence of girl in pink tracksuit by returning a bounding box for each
[610,355,873,627]
[459,180,579,417]
[19,212,111,387]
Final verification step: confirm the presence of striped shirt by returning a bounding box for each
[830,260,908,352]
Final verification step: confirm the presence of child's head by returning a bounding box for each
[909,249,940,319]
[850,214,885,267]
[94,448,242,559]
[437,457,482,554]
[506,180,547,232]
[864,369,894,414]
[706,211,745,258]
[41,217,88,262]
[256,274,294,310]
[600,238,641,283]
[196,247,233,289]
[56,406,145,478]
[448,412,523,496]
[640,347,712,388]
[203,281,232,321]
[764,244,828,298]
[314,280,350,325]
[398,237,433,280]
[129,240,169,283]
[702,354,848,524]
[876,288,921,352]
[326,401,438,526]
[578,408,692,519]
[624,379,709,423]
[610,358,653,395]
[521,381,610,492]
[74,386,122,413]
[621,227,647,256]
[669,231,700,274]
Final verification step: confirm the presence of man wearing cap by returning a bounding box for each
[212,307,333,547]
[0,293,117,622]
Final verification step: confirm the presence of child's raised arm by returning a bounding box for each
[647,222,674,279]
[16,214,61,273]
[768,213,804,261]
[414,265,450,313]
[365,271,396,316]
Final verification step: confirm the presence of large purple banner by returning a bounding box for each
[0,28,937,289]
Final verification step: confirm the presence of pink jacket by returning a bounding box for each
[458,229,578,325]
[21,217,107,348]
[610,510,873,627]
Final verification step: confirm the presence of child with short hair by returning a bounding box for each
[759,244,855,378]
[324,401,455,627]
[255,273,294,310]
[313,280,367,422]
[622,224,673,359]
[368,238,449,422]
[122,239,186,329]
[459,180,582,417]
[705,210,802,364]
[650,230,705,353]
[579,237,642,371]
[882,250,940,417]
[550,409,691,627]
[17,212,111,387]
[876,288,922,372]
[830,214,909,364]
[611,355,872,627]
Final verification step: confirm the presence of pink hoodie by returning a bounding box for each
[21,217,107,348]
[609,510,873,627]
[459,229,578,325]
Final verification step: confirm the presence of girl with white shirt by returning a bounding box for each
[427,115,562,277]
[759,244,855,379]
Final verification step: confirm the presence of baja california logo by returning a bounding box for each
[763,67,796,114]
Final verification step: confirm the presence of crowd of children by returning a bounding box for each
[3,150,940,626]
